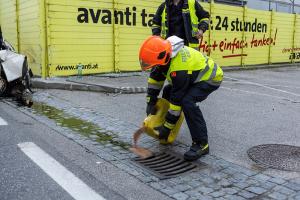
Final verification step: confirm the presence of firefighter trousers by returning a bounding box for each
[162,82,219,144]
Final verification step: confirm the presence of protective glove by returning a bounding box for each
[155,125,171,140]
[146,103,157,116]
[146,96,158,116]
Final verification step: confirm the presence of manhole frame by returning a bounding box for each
[247,144,300,172]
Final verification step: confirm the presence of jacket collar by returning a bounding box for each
[167,36,185,58]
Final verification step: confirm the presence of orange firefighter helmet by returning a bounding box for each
[139,36,172,71]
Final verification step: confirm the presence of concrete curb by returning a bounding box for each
[66,79,147,94]
[32,63,299,94]
[32,79,148,94]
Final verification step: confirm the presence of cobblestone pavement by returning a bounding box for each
[5,92,300,200]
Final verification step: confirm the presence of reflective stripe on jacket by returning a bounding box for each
[166,46,223,86]
[161,0,198,48]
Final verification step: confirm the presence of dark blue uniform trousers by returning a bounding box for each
[162,82,219,144]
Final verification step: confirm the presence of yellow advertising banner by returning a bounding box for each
[0,0,18,51]
[0,0,299,77]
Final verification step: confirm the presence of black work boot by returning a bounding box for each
[184,142,209,161]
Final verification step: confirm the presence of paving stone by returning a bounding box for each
[223,195,246,200]
[268,191,288,200]
[184,189,208,199]
[245,186,267,195]
[187,180,202,188]
[174,184,193,192]
[184,189,200,196]
[238,190,257,199]
[220,187,239,195]
[137,174,152,184]
[160,180,177,187]
[244,178,259,186]
[227,177,241,184]
[290,192,300,200]
[231,173,249,182]
[269,177,286,185]
[214,197,226,200]
[187,198,201,200]
[232,166,258,177]
[284,182,300,191]
[211,172,227,181]
[160,187,178,196]
[217,179,232,187]
[169,177,185,185]
[150,182,166,190]
[209,190,226,198]
[273,185,295,195]
[210,183,221,190]
[221,168,237,176]
[253,174,272,182]
[196,186,214,195]
[172,192,189,200]
[233,181,251,189]
[200,176,216,185]
[291,179,300,185]
[260,181,277,190]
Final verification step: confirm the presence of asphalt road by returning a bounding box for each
[43,66,300,178]
[0,101,171,200]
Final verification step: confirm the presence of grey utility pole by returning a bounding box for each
[290,0,295,13]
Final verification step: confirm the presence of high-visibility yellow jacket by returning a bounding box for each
[147,45,223,130]
[152,0,210,49]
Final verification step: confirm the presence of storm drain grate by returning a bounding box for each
[248,144,300,172]
[132,152,200,179]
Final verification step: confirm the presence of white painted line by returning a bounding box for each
[221,87,299,102]
[18,142,106,200]
[0,117,8,126]
[223,80,300,90]
[224,76,300,97]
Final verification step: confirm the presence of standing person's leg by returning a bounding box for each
[182,82,219,161]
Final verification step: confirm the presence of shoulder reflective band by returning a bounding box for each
[148,83,163,90]
[161,6,167,39]
[148,78,165,86]
[151,24,160,28]
[188,43,200,48]
[194,57,209,83]
[168,109,181,117]
[200,18,209,24]
[208,63,218,81]
[164,121,175,130]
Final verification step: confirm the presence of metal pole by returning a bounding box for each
[269,0,271,11]
[289,0,295,13]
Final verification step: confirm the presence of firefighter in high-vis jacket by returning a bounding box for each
[139,35,223,161]
[152,0,209,50]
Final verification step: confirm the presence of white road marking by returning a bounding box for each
[223,80,300,90]
[18,142,106,200]
[224,76,300,97]
[221,87,300,103]
[0,117,8,126]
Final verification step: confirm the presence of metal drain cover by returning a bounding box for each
[247,144,300,172]
[132,152,200,179]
